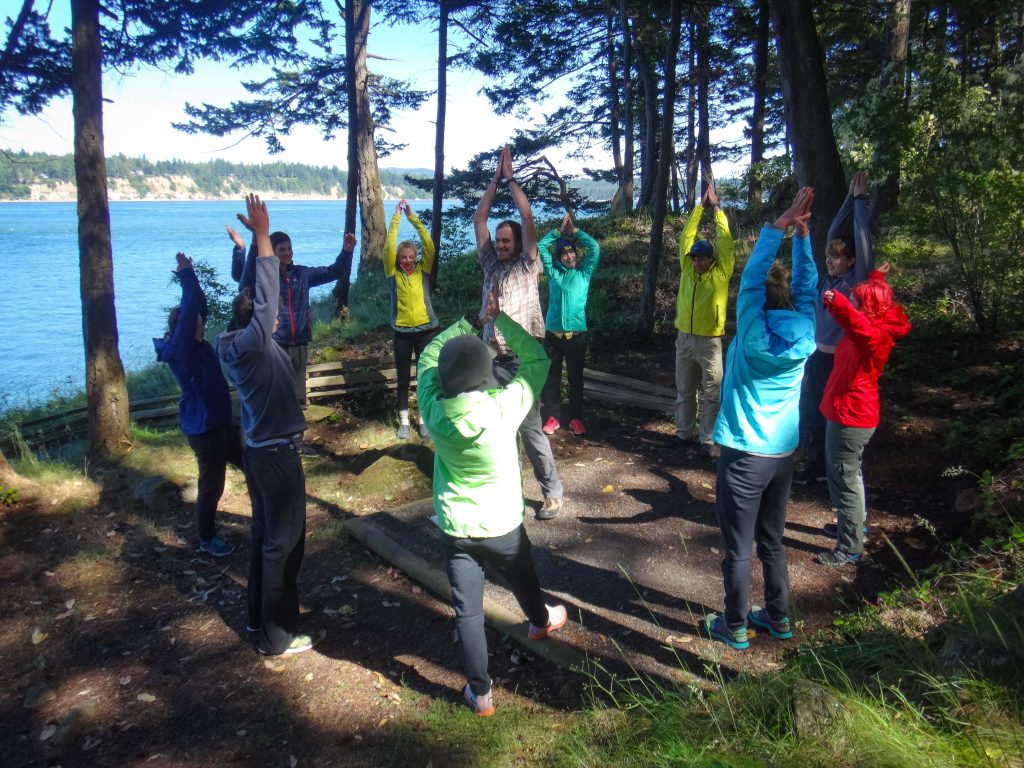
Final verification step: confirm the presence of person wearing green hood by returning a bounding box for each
[417,289,567,717]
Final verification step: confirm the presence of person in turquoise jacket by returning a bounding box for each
[417,290,567,717]
[704,187,817,651]
[383,198,438,440]
[537,212,600,436]
[674,180,735,458]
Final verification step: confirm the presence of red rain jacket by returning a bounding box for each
[819,271,912,428]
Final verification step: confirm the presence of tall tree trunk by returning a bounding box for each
[870,0,912,227]
[336,0,362,313]
[354,1,385,274]
[607,12,626,215]
[71,0,131,459]
[635,49,658,209]
[612,0,636,216]
[770,0,846,266]
[429,1,450,291]
[684,17,698,210]
[637,0,682,335]
[748,0,769,207]
[695,11,712,197]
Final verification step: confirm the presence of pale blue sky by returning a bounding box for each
[0,12,745,177]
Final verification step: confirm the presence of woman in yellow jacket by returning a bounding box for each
[674,181,735,459]
[383,199,438,439]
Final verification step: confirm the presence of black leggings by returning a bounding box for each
[394,328,436,412]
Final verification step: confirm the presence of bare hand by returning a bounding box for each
[479,285,499,324]
[559,212,573,236]
[175,252,192,271]
[500,145,515,180]
[823,289,835,304]
[343,232,357,251]
[225,225,244,249]
[398,198,410,216]
[774,187,814,231]
[705,181,718,207]
[850,170,869,197]
[238,194,269,237]
[878,262,891,275]
[234,212,254,233]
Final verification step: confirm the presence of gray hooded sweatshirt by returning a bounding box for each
[217,255,307,444]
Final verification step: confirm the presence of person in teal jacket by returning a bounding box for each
[537,212,600,436]
[383,198,438,440]
[417,291,567,717]
[704,187,817,651]
[674,181,735,458]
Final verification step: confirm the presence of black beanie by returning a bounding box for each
[438,334,500,398]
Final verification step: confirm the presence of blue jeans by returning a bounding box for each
[244,442,306,653]
[715,446,794,628]
[441,525,550,696]
[825,420,875,554]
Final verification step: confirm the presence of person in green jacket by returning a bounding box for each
[538,212,601,436]
[417,290,567,718]
[383,198,438,440]
[674,180,735,459]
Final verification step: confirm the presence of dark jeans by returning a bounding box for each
[715,446,794,629]
[394,328,436,412]
[186,423,244,542]
[244,442,306,654]
[543,331,587,422]
[493,355,564,501]
[799,349,834,469]
[441,524,551,696]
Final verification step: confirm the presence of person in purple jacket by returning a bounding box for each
[154,252,242,558]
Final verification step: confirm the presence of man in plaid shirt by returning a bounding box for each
[473,146,565,520]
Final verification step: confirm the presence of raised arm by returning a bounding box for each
[239,194,276,347]
[850,171,874,280]
[576,228,601,277]
[474,147,506,252]
[406,204,435,274]
[678,204,704,275]
[384,204,402,278]
[161,252,202,366]
[710,183,735,276]
[309,232,357,288]
[505,150,537,262]
[537,228,558,278]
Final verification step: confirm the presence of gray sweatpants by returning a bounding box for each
[824,420,875,554]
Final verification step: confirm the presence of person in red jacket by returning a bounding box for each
[815,264,911,567]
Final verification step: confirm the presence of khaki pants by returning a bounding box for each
[674,332,723,445]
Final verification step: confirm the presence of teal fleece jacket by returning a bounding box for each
[712,225,817,455]
[537,228,601,332]
[417,314,550,538]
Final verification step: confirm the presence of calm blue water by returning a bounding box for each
[0,199,457,411]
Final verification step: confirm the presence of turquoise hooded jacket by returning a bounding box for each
[712,225,817,456]
[537,228,601,333]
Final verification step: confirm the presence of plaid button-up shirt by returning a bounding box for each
[477,237,545,354]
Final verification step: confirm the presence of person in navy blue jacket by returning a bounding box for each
[154,252,242,558]
[228,223,356,412]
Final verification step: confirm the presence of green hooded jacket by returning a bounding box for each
[418,314,550,538]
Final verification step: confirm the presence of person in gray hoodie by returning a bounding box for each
[217,194,318,656]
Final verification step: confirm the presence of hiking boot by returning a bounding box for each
[463,684,495,717]
[418,423,431,440]
[542,417,560,435]
[197,537,235,558]
[823,523,868,539]
[536,497,562,520]
[569,418,586,436]
[528,604,568,640]
[815,548,862,567]
[396,423,410,440]
[701,613,749,650]
[793,463,826,485]
[700,443,720,460]
[747,607,793,640]
[256,630,322,656]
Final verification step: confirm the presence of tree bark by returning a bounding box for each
[429,0,450,291]
[695,11,712,197]
[870,0,911,227]
[637,0,682,335]
[748,0,769,207]
[635,48,658,209]
[770,0,846,266]
[684,17,698,210]
[354,1,385,274]
[336,0,362,313]
[611,0,635,216]
[71,0,131,459]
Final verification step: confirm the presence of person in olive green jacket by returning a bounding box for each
[417,290,567,718]
[537,212,601,436]
[383,198,438,440]
[674,180,735,458]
